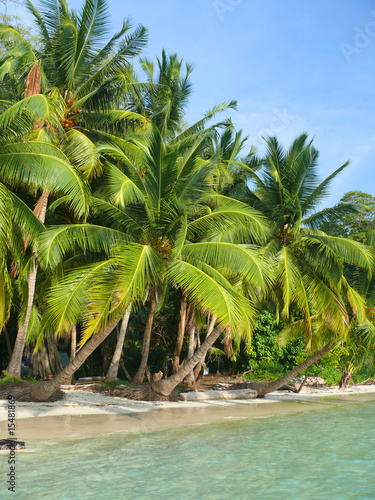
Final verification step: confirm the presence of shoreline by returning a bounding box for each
[2,385,375,440]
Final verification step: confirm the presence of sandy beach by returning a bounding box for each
[2,384,375,440]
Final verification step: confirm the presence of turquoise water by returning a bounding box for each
[6,397,375,499]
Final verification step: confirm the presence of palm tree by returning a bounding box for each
[233,134,374,395]
[0,181,46,333]
[27,125,270,400]
[333,231,375,388]
[0,0,148,376]
[0,97,91,377]
[127,50,193,139]
[0,0,147,115]
[104,304,131,381]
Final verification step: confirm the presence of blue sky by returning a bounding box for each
[12,0,375,207]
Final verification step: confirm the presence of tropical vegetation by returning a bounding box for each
[0,0,374,401]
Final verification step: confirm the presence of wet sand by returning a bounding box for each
[7,389,375,440]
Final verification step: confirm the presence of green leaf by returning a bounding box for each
[0,142,90,219]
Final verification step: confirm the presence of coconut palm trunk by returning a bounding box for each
[151,324,224,396]
[105,304,132,381]
[248,342,333,397]
[194,315,216,381]
[30,318,121,401]
[171,294,187,372]
[64,324,77,385]
[7,258,37,377]
[183,310,196,385]
[6,190,50,378]
[70,325,77,362]
[29,333,62,379]
[132,290,157,384]
[6,62,48,378]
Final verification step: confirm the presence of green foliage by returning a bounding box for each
[243,363,285,381]
[320,191,375,242]
[352,368,375,384]
[0,0,373,390]
[0,370,21,383]
[243,310,306,379]
[319,367,341,385]
[323,343,352,370]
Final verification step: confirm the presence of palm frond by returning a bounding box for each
[166,259,254,334]
[182,242,273,290]
[187,200,269,244]
[103,162,145,206]
[37,224,131,268]
[45,259,117,335]
[81,243,161,343]
[0,141,90,219]
[305,235,374,272]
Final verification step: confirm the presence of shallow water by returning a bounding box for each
[5,396,375,499]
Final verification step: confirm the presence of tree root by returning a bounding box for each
[121,384,180,402]
[0,383,65,402]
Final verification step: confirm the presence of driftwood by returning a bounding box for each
[339,365,354,390]
[179,388,257,401]
[76,377,105,384]
[278,375,309,393]
[358,377,375,385]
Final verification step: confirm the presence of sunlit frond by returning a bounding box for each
[37,224,131,268]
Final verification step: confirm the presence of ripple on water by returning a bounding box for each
[11,398,375,499]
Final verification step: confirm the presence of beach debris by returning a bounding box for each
[76,377,105,385]
[293,376,326,387]
[178,388,257,401]
[358,378,375,385]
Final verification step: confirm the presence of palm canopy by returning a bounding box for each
[237,134,374,347]
[0,96,91,219]
[127,50,193,138]
[202,123,258,197]
[0,179,46,330]
[37,126,272,346]
[0,0,147,101]
[340,232,375,368]
[241,134,356,232]
[0,0,149,143]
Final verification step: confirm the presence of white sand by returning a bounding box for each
[1,384,375,439]
[1,384,375,421]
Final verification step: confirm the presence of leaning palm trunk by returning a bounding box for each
[183,312,196,385]
[65,324,77,385]
[30,319,121,401]
[70,325,77,363]
[29,333,62,380]
[151,324,224,396]
[133,291,157,384]
[194,315,216,382]
[171,294,187,372]
[249,342,333,397]
[105,305,131,381]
